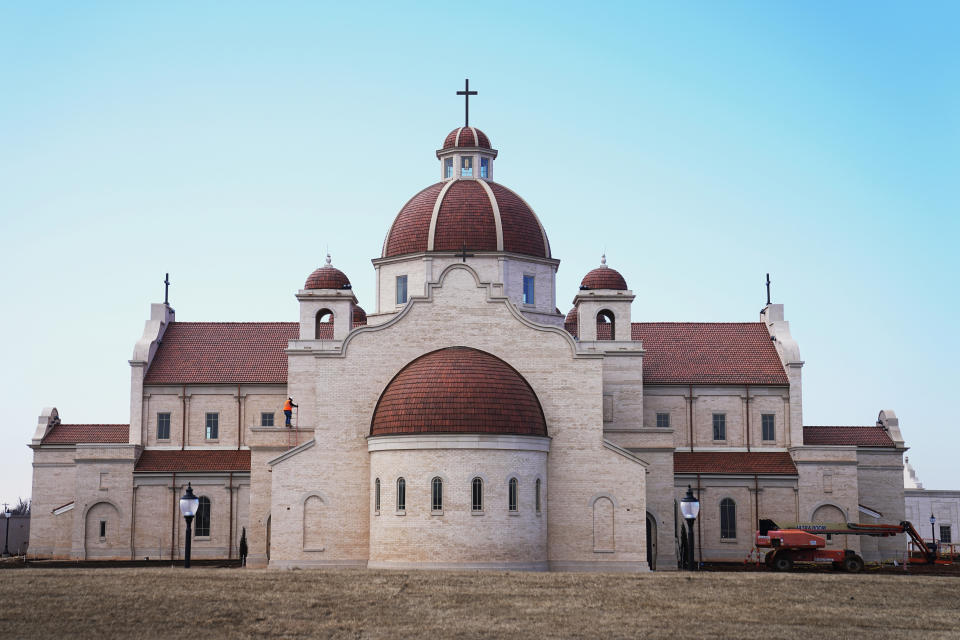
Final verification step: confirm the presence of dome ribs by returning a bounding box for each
[370,347,547,436]
[384,183,444,257]
[488,183,547,258]
[581,267,628,290]
[433,181,498,252]
[442,127,492,150]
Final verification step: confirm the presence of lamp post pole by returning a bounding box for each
[2,507,11,558]
[179,483,200,569]
[930,513,936,545]
[679,486,700,571]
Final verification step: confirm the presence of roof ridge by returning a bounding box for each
[167,321,297,326]
[56,423,129,427]
[632,321,766,326]
[804,425,882,428]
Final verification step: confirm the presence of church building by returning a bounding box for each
[27,91,909,570]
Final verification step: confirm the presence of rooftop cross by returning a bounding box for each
[456,78,478,127]
[457,243,474,263]
[766,273,771,306]
[164,273,170,306]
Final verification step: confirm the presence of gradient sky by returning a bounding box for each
[1,2,957,508]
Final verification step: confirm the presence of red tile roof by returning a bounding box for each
[442,126,492,149]
[134,449,251,473]
[144,322,297,385]
[581,266,628,291]
[433,180,498,252]
[304,264,351,290]
[631,323,789,386]
[42,424,129,444]
[674,451,797,475]
[371,347,547,437]
[803,426,895,447]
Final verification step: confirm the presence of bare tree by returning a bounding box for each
[11,498,30,516]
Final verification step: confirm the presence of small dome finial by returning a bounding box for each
[600,253,607,267]
[325,253,332,267]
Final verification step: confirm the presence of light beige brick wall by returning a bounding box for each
[856,449,906,562]
[28,448,78,558]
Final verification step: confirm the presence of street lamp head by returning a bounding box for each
[680,485,700,520]
[930,513,936,525]
[3,510,10,519]
[179,483,200,519]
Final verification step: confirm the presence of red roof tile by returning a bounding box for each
[134,449,251,473]
[803,426,895,447]
[488,182,548,258]
[371,347,547,437]
[304,265,351,290]
[674,451,797,475]
[442,126,492,149]
[632,323,789,386]
[433,180,498,252]
[42,424,129,444]
[144,322,297,385]
[581,266,628,291]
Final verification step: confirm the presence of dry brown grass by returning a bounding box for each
[1,567,958,639]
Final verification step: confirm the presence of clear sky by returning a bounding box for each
[1,2,957,508]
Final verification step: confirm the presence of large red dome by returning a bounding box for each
[442,126,491,149]
[370,347,547,437]
[382,180,550,259]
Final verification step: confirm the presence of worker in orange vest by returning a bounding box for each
[283,397,298,427]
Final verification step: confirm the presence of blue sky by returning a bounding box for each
[1,2,957,507]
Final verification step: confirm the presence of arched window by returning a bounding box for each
[303,495,323,551]
[596,309,615,340]
[508,478,519,512]
[720,498,736,539]
[535,478,542,514]
[396,478,406,512]
[472,477,483,512]
[315,309,333,339]
[374,478,381,513]
[431,477,443,512]
[195,496,211,537]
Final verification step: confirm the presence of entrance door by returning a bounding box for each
[646,513,657,570]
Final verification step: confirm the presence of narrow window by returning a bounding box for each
[431,477,443,512]
[444,157,453,179]
[941,525,952,543]
[374,478,381,514]
[656,412,670,429]
[523,275,535,305]
[157,412,171,440]
[205,413,219,440]
[195,496,211,537]
[99,472,108,490]
[261,412,274,427]
[461,156,473,177]
[535,478,542,514]
[480,157,489,178]
[472,477,483,512]
[761,414,775,441]
[720,498,736,539]
[99,520,106,539]
[396,275,408,305]
[508,478,518,512]
[712,413,726,441]
[396,478,406,512]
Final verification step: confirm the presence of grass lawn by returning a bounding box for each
[1,567,958,639]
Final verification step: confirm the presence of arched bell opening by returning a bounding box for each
[596,309,616,341]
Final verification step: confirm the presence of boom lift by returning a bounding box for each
[755,519,936,572]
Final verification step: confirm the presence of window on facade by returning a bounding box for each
[656,412,670,429]
[374,478,381,513]
[195,496,211,537]
[472,477,483,512]
[508,478,519,512]
[396,478,406,512]
[99,520,106,539]
[157,412,171,440]
[431,477,443,512]
[535,478,542,514]
[941,525,952,543]
[396,275,408,305]
[444,157,453,179]
[261,412,274,427]
[712,413,726,441]
[480,157,489,178]
[523,275,535,305]
[205,413,219,440]
[461,156,473,177]
[761,414,775,441]
[720,498,736,539]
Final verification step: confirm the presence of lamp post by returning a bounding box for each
[680,485,700,571]
[930,513,936,545]
[179,483,200,568]
[2,507,11,558]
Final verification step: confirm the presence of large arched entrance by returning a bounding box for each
[84,501,120,559]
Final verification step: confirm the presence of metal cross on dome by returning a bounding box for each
[457,243,474,263]
[456,78,478,127]
[766,273,771,305]
[164,272,171,306]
